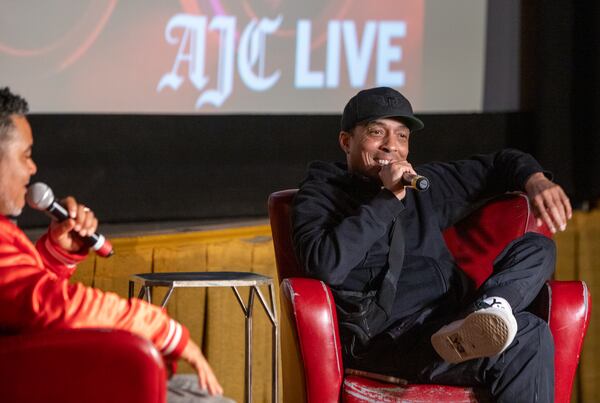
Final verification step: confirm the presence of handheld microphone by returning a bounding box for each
[26,182,114,257]
[401,173,430,191]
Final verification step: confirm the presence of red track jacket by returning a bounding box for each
[0,215,189,359]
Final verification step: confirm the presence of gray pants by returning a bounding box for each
[350,233,556,403]
[167,375,236,403]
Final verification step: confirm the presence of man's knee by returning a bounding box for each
[523,232,556,279]
[495,232,556,280]
[525,231,556,254]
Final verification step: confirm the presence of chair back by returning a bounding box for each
[268,189,305,280]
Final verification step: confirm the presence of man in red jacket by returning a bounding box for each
[0,87,224,399]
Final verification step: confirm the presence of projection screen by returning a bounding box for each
[0,0,487,113]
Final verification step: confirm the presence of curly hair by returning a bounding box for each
[0,87,29,152]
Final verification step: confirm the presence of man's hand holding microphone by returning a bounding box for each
[379,160,429,200]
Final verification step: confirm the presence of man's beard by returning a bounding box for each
[0,192,23,217]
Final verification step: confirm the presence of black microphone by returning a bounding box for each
[26,182,114,257]
[401,173,430,191]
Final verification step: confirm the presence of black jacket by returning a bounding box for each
[292,149,545,337]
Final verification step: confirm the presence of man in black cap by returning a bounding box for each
[292,87,571,402]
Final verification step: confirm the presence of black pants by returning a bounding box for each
[350,232,556,403]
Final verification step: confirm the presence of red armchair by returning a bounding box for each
[0,328,167,403]
[269,189,591,403]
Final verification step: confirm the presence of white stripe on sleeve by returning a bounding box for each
[161,319,182,355]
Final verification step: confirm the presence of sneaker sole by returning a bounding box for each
[431,311,514,364]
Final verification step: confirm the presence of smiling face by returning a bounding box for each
[0,115,37,216]
[339,118,410,181]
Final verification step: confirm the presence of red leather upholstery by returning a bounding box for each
[443,193,552,288]
[0,328,167,403]
[269,190,305,280]
[280,278,344,402]
[342,376,490,402]
[269,189,591,403]
[545,280,591,402]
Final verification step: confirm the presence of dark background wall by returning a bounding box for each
[18,2,600,228]
[20,111,530,227]
[522,1,600,204]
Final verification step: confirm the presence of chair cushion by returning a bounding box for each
[342,376,491,402]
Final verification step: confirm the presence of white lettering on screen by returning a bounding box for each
[342,21,377,87]
[195,15,235,108]
[238,15,283,91]
[158,14,407,108]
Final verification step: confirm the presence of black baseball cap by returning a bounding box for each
[341,87,424,132]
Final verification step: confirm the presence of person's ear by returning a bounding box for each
[339,131,351,154]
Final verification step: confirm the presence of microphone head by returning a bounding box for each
[26,182,55,210]
[415,177,430,191]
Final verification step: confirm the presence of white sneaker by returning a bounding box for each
[431,297,518,364]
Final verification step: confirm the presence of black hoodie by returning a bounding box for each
[292,149,545,336]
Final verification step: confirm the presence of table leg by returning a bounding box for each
[254,283,280,403]
[245,287,255,403]
[128,281,134,299]
[160,286,175,308]
[269,283,279,403]
[144,286,152,303]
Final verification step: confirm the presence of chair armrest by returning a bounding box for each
[544,280,592,403]
[0,328,167,403]
[280,278,344,403]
